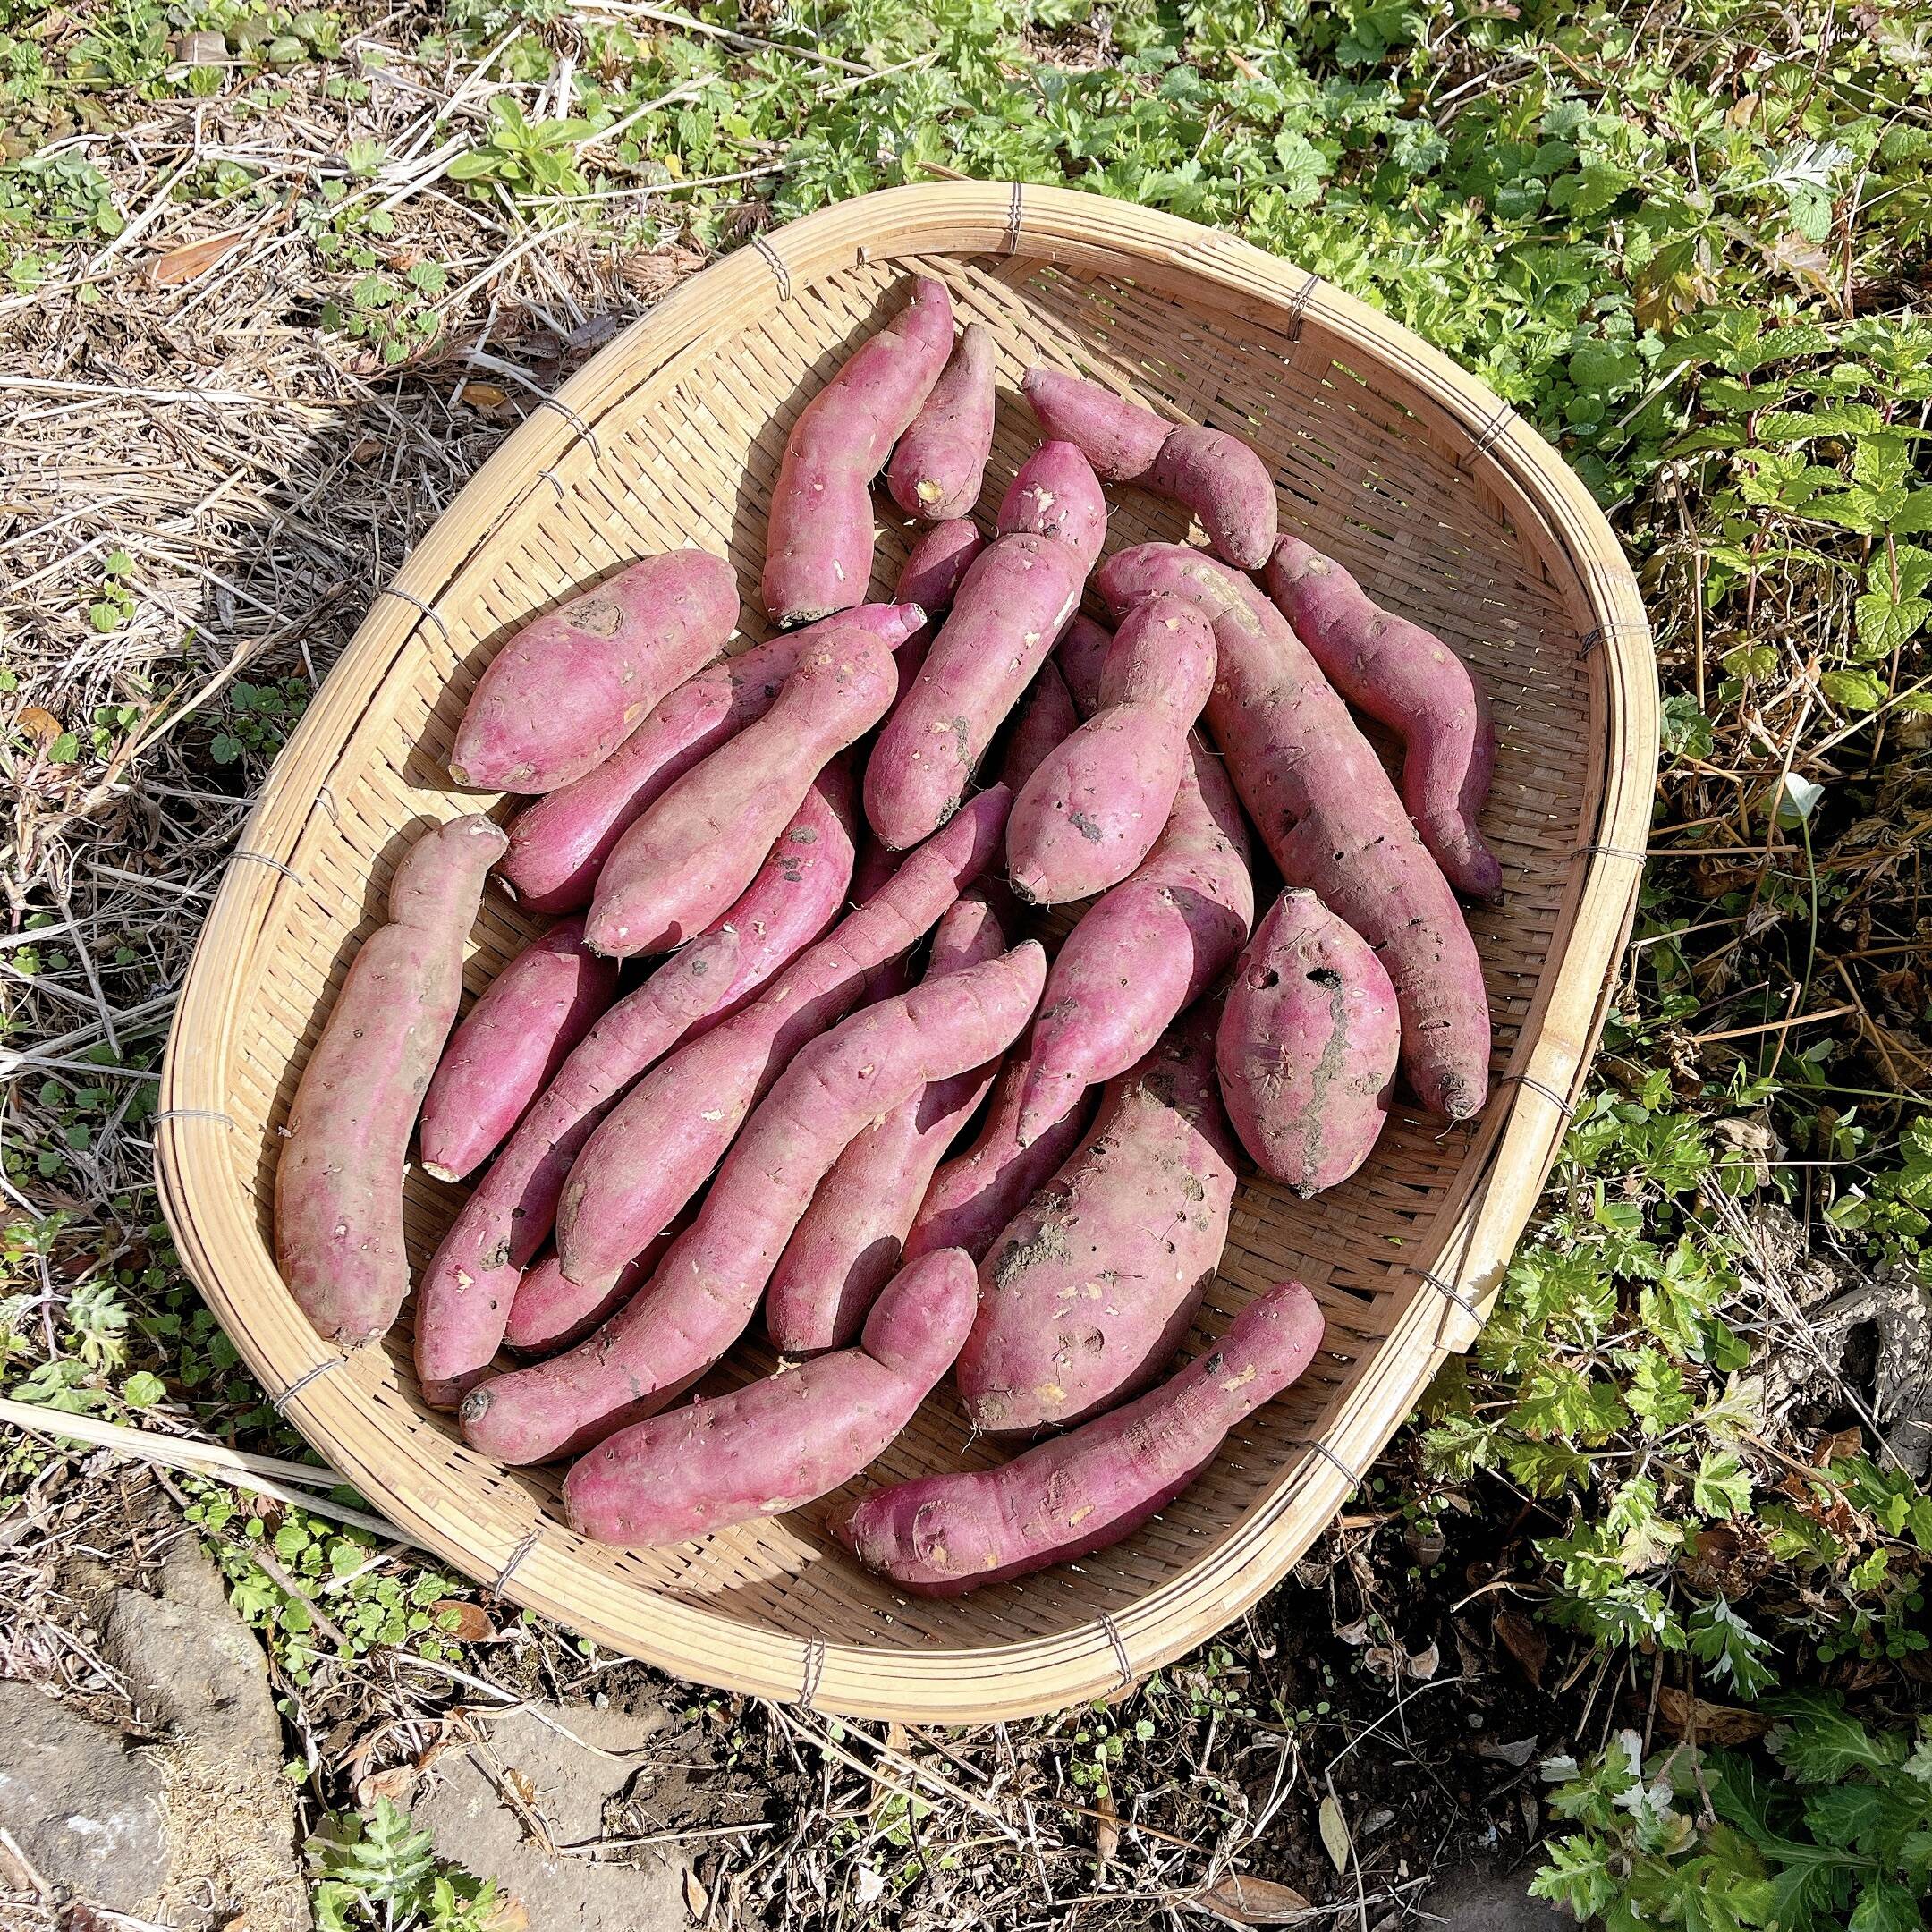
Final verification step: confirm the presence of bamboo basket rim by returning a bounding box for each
[156,181,1657,1721]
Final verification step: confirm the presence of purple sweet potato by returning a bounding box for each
[999,661,1079,792]
[763,276,955,627]
[497,604,922,913]
[765,892,1006,1354]
[450,550,737,793]
[1020,368,1277,571]
[462,939,1046,1462]
[865,442,1106,851]
[831,1277,1325,1594]
[1216,887,1398,1193]
[562,1249,978,1544]
[1006,592,1216,906]
[554,787,1013,1297]
[411,928,741,1409]
[275,814,505,1346]
[1263,536,1502,901]
[586,625,897,957]
[419,918,618,1184]
[887,322,996,522]
[958,1009,1237,1434]
[1096,543,1490,1122]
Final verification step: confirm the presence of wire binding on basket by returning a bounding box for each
[1282,269,1321,343]
[1461,403,1517,468]
[1003,181,1025,254]
[490,1529,539,1599]
[1098,1613,1134,1689]
[532,467,567,503]
[229,849,304,886]
[271,1356,345,1413]
[750,233,793,301]
[375,585,453,646]
[1302,1439,1364,1490]
[1578,842,1649,866]
[1407,1265,1481,1324]
[1497,1070,1577,1117]
[533,394,603,461]
[150,1107,238,1130]
[798,1635,826,1711]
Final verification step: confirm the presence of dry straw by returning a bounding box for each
[157,182,1657,1721]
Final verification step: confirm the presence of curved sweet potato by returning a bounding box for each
[501,1232,674,1358]
[450,550,737,793]
[999,661,1079,792]
[887,322,996,522]
[894,519,986,619]
[275,814,505,1346]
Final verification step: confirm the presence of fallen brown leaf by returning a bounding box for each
[682,1867,709,1920]
[1493,1606,1548,1689]
[1318,1792,1352,1874]
[17,705,62,746]
[1188,1873,1313,1925]
[146,233,244,287]
[429,1598,496,1640]
[462,382,509,410]
[481,1897,528,1932]
[355,1765,417,1809]
[1094,1787,1119,1875]
[1658,1686,1772,1744]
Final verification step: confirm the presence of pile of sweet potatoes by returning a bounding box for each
[273,272,1505,1590]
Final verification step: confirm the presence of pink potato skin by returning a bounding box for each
[763,276,955,627]
[1216,887,1398,1194]
[554,787,1013,1297]
[865,442,1106,851]
[586,626,897,957]
[1020,369,1277,571]
[831,1278,1325,1594]
[418,918,618,1184]
[999,661,1079,792]
[1263,536,1502,902]
[462,942,1047,1463]
[411,929,741,1410]
[1096,544,1490,1123]
[497,605,921,914]
[1006,592,1216,906]
[887,322,996,521]
[275,815,505,1346]
[960,1008,1237,1434]
[562,1249,978,1544]
[892,519,987,698]
[765,892,1007,1354]
[502,1227,675,1357]
[450,550,737,793]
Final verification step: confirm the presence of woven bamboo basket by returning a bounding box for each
[157,182,1656,1721]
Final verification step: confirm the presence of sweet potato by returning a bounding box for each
[1006,592,1216,906]
[894,518,986,621]
[502,1233,673,1357]
[999,661,1079,792]
[562,1250,977,1544]
[585,625,896,957]
[462,940,1046,1462]
[1096,543,1490,1122]
[832,1278,1324,1594]
[450,550,737,793]
[1020,369,1277,571]
[498,605,921,913]
[419,918,617,1184]
[866,442,1106,850]
[958,1009,1236,1433]
[763,276,955,627]
[887,322,996,522]
[275,814,505,1346]
[554,787,1013,1297]
[411,929,741,1409]
[1263,537,1502,901]
[1217,888,1398,1194]
[765,892,1007,1354]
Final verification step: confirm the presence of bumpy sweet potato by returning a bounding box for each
[586,626,895,957]
[887,322,996,522]
[763,277,955,627]
[411,929,741,1409]
[462,940,1046,1462]
[865,443,1106,850]
[450,551,737,793]
[1006,592,1216,906]
[419,918,617,1184]
[832,1278,1325,1594]
[958,1009,1236,1433]
[765,892,1007,1354]
[276,814,505,1346]
[1020,369,1276,571]
[1264,536,1502,901]
[1097,543,1490,1122]
[999,661,1079,792]
[1217,888,1398,1194]
[562,1250,977,1544]
[894,518,986,620]
[554,787,1013,1297]
[498,605,921,913]
[501,1232,674,1357]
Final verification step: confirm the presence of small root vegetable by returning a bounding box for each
[832,1278,1325,1594]
[450,550,737,793]
[891,519,987,699]
[462,940,1046,1462]
[887,322,996,521]
[419,917,617,1184]
[763,276,955,627]
[562,1250,978,1544]
[1263,536,1502,901]
[503,1233,673,1357]
[1006,592,1216,905]
[586,625,896,957]
[1096,543,1490,1122]
[961,1007,1237,1433]
[275,814,505,1346]
[999,661,1079,792]
[1020,368,1276,571]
